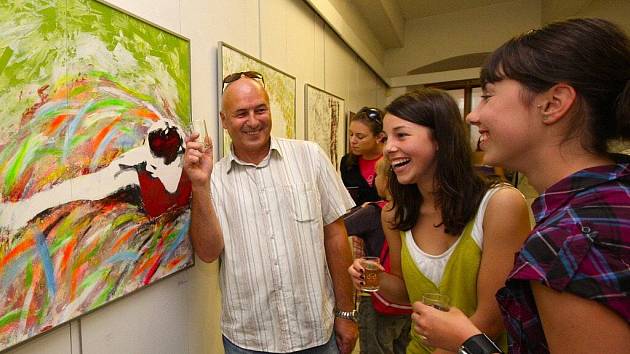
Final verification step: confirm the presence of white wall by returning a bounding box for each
[4,1,386,354]
[384,0,541,78]
[384,0,630,85]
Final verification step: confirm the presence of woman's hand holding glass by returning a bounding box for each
[347,257,385,293]
[411,302,481,352]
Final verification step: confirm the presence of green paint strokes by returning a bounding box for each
[86,98,134,113]
[25,262,33,288]
[91,282,114,309]
[77,267,107,294]
[0,309,24,328]
[111,213,142,229]
[4,137,32,192]
[0,47,13,76]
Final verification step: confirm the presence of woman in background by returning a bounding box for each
[341,107,385,205]
[348,89,531,354]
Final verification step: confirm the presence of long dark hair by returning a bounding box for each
[386,89,490,235]
[344,107,384,170]
[481,18,630,154]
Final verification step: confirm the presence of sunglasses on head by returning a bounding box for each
[357,107,382,123]
[222,71,265,90]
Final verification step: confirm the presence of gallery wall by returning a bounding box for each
[3,1,386,354]
[384,0,630,79]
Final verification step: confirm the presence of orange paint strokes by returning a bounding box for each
[111,227,138,253]
[132,253,159,278]
[130,108,159,121]
[0,237,35,269]
[70,263,88,300]
[91,115,122,152]
[8,166,34,201]
[167,255,184,269]
[13,263,46,331]
[59,238,77,275]
[45,114,70,136]
[143,254,162,285]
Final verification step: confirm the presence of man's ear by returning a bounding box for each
[538,83,577,125]
[219,111,226,128]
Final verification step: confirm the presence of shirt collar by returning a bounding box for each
[226,137,283,173]
[531,154,630,224]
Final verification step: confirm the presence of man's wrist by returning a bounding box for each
[333,308,358,323]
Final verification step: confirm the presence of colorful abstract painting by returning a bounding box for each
[305,84,345,168]
[0,0,193,350]
[218,42,296,156]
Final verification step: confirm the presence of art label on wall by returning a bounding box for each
[305,84,345,167]
[218,42,296,156]
[0,0,193,350]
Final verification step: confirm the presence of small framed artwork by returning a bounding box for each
[304,84,346,168]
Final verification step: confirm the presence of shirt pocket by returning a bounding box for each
[282,183,320,222]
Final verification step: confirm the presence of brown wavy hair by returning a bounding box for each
[385,89,492,235]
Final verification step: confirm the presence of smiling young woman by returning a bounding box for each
[348,89,531,354]
[411,18,630,354]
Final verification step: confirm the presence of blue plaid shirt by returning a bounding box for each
[496,154,630,353]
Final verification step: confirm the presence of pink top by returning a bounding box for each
[358,155,381,187]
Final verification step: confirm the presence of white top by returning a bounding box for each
[404,185,509,285]
[211,137,355,352]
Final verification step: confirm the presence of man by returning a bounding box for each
[183,71,358,354]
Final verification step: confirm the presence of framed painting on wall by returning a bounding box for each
[0,0,193,350]
[304,84,345,168]
[217,42,296,156]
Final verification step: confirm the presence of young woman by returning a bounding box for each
[340,107,385,205]
[348,89,531,354]
[411,18,630,354]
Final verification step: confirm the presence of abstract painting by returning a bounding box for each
[0,0,193,350]
[218,42,296,156]
[305,84,345,168]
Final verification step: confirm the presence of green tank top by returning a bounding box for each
[401,219,507,353]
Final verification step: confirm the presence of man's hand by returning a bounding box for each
[183,132,213,187]
[334,317,358,354]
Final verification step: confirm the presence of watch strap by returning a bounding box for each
[460,333,503,354]
[333,309,358,322]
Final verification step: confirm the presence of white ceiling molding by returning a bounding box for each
[304,0,391,86]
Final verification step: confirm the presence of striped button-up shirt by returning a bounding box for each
[211,137,355,352]
[496,154,630,353]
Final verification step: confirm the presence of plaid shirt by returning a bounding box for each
[497,155,630,353]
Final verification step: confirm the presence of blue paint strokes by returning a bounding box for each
[0,251,35,290]
[106,251,139,264]
[63,100,95,160]
[90,127,118,172]
[163,221,189,262]
[35,231,56,297]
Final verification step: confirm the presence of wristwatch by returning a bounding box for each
[333,309,358,323]
[458,333,503,354]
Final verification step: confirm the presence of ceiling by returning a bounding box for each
[395,0,513,19]
[350,0,595,49]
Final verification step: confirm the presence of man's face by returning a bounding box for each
[220,78,272,159]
